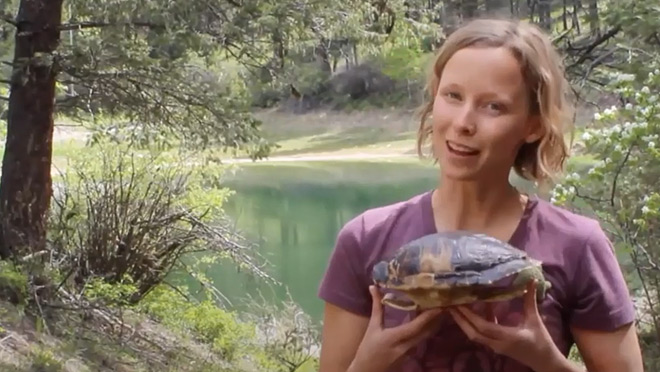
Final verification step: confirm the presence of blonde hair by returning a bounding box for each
[416,18,574,187]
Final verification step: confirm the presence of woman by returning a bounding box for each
[317,18,644,372]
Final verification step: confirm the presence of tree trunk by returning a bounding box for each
[572,0,581,34]
[461,0,479,19]
[588,0,599,35]
[538,0,552,31]
[0,0,63,259]
[485,0,508,16]
[314,41,332,73]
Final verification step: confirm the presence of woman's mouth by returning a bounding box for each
[446,141,480,156]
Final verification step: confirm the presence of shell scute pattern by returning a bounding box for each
[390,231,530,283]
[372,231,551,311]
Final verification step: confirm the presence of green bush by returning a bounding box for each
[551,64,660,369]
[48,143,265,305]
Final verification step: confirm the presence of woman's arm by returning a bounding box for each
[570,322,644,372]
[562,224,644,371]
[319,302,370,372]
[448,279,644,372]
[319,287,445,372]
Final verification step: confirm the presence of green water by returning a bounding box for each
[181,159,544,324]
[194,160,439,324]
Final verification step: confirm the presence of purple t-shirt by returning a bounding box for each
[318,190,636,372]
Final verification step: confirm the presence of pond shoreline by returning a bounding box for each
[225,152,416,163]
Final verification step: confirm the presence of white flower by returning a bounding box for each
[581,131,592,141]
[617,73,636,82]
[649,141,656,149]
[641,86,651,94]
[594,112,602,121]
[625,103,634,110]
[642,206,650,215]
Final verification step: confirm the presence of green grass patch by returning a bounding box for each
[270,127,416,156]
[223,159,437,188]
[0,138,86,174]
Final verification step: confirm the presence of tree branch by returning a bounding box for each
[0,96,8,101]
[610,142,634,208]
[59,21,165,31]
[552,26,574,44]
[633,242,660,272]
[1,13,17,27]
[578,47,618,86]
[567,25,621,67]
[571,185,609,204]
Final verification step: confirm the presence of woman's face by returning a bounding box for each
[431,46,541,182]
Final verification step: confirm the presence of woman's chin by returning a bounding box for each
[439,165,512,185]
[440,168,482,182]
[437,161,483,181]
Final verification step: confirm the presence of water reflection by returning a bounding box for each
[195,161,437,323]
[183,161,537,324]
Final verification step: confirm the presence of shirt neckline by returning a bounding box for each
[420,188,538,246]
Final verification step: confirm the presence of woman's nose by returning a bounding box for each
[451,105,477,135]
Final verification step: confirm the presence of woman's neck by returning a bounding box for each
[432,176,525,233]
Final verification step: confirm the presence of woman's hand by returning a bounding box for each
[448,280,569,372]
[348,285,444,372]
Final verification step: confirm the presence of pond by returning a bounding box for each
[182,159,540,325]
[202,160,437,324]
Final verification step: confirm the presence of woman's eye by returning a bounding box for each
[445,92,460,100]
[486,102,503,112]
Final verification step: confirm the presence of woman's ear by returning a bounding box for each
[524,115,544,143]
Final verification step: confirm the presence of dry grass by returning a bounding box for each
[252,107,420,157]
[0,300,228,372]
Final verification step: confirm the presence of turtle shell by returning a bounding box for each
[372,230,540,290]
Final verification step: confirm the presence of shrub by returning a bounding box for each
[48,144,270,305]
[551,64,660,369]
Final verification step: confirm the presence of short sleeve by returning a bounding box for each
[317,217,371,317]
[569,224,636,331]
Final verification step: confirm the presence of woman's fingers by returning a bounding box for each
[449,307,498,346]
[455,306,513,339]
[368,285,384,330]
[484,302,498,325]
[400,313,446,349]
[523,280,541,323]
[391,307,444,343]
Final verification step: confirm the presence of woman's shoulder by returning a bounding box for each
[529,196,608,247]
[525,196,628,296]
[318,191,433,316]
[529,199,636,331]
